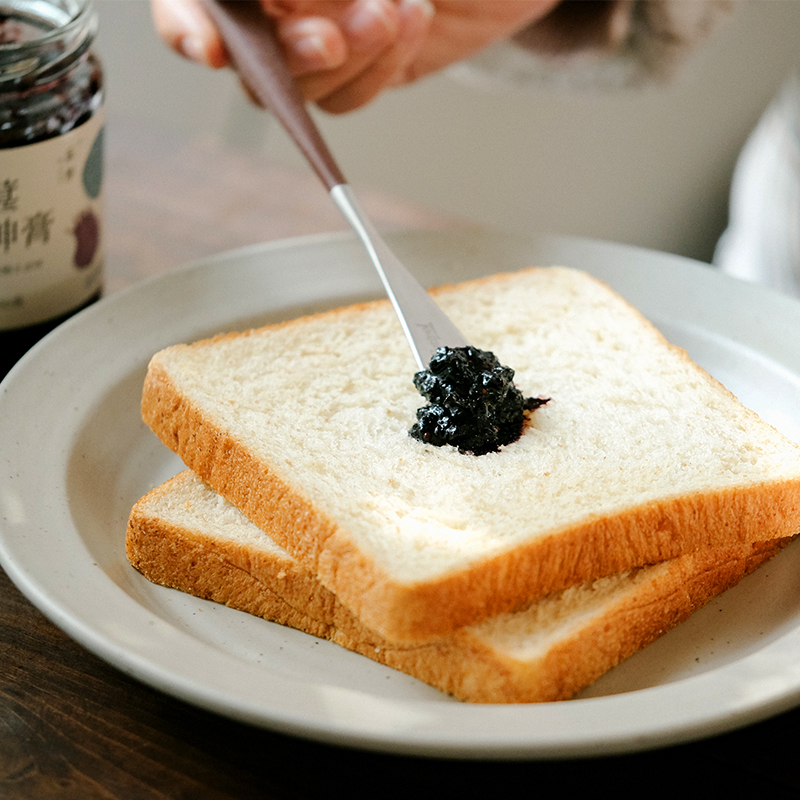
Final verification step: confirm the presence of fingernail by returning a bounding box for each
[280,19,343,70]
[180,35,208,65]
[345,0,397,38]
[400,0,435,19]
[292,33,329,63]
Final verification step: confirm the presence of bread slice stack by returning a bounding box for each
[127,266,800,702]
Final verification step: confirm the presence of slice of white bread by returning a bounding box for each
[126,470,790,704]
[141,266,800,643]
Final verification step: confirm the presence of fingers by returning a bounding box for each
[150,0,435,113]
[150,0,229,68]
[275,16,348,75]
[285,0,401,105]
[314,0,434,114]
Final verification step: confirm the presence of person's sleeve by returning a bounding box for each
[449,0,737,90]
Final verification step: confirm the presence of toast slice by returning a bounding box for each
[126,471,790,704]
[141,266,800,643]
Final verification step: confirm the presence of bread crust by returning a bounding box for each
[126,473,789,703]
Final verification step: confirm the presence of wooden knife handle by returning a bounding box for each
[200,0,347,191]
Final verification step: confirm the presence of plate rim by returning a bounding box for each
[3,227,800,760]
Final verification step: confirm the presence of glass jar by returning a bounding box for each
[0,0,103,381]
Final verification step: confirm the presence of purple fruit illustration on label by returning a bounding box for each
[73,208,99,268]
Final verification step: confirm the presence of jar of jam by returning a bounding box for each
[0,0,103,381]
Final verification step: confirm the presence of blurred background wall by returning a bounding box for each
[95,0,800,263]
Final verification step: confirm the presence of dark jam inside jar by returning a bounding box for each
[409,346,549,455]
[0,3,102,148]
[0,14,48,43]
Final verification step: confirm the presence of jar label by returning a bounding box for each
[0,111,104,331]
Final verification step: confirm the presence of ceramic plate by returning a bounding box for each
[3,228,800,760]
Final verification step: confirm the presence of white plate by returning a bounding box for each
[3,228,800,760]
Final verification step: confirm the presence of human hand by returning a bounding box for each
[150,0,561,113]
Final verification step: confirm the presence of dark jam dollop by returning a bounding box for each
[409,346,549,456]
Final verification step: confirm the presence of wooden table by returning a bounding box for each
[2,118,799,798]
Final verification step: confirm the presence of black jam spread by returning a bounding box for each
[409,346,549,455]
